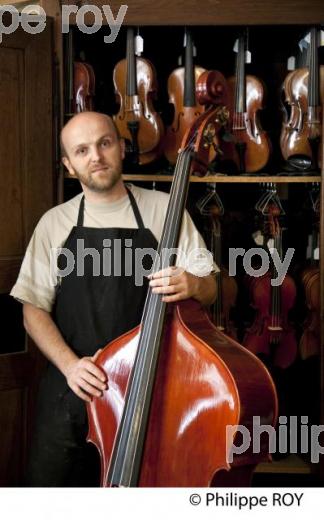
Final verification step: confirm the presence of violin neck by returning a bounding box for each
[211,228,223,327]
[234,35,246,114]
[310,229,319,265]
[126,27,137,96]
[66,29,74,114]
[307,27,319,108]
[184,28,196,107]
[270,232,282,317]
[107,148,192,487]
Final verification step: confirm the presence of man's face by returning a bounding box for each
[62,115,125,193]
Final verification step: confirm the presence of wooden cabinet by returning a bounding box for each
[0,16,55,484]
[54,0,324,484]
[1,0,323,484]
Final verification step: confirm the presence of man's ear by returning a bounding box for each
[62,156,75,176]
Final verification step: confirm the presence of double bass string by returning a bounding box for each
[108,144,194,485]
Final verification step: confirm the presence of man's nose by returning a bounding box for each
[90,146,102,162]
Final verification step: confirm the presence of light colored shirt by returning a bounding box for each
[10,184,216,312]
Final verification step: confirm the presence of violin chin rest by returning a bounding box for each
[284,154,312,172]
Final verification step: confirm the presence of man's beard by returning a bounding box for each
[74,163,122,192]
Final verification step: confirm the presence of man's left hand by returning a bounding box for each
[148,266,199,303]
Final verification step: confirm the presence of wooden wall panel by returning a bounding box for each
[0,389,25,485]
[0,19,54,485]
[0,48,24,258]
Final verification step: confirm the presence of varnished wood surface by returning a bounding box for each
[0,21,54,486]
[87,300,277,486]
[60,0,324,25]
[320,105,324,482]
[65,173,322,183]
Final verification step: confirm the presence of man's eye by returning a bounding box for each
[76,148,86,155]
[101,139,111,147]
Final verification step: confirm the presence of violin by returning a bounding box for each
[65,30,95,116]
[198,186,238,340]
[280,44,308,156]
[163,28,206,165]
[243,202,297,369]
[299,189,320,359]
[210,210,238,340]
[280,27,324,171]
[113,27,164,166]
[73,62,95,113]
[222,34,271,173]
[300,268,320,359]
[86,71,277,487]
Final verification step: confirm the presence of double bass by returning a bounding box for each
[223,34,271,173]
[280,27,324,171]
[87,71,277,487]
[113,27,164,165]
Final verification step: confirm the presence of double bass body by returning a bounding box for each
[88,301,277,486]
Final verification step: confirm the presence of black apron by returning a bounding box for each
[26,188,158,486]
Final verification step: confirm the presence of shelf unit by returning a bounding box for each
[50,0,324,483]
[122,175,322,183]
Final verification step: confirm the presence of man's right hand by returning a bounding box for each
[65,349,108,402]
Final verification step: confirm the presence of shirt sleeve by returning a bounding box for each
[10,215,56,312]
[176,209,219,276]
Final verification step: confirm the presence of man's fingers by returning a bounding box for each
[152,284,178,295]
[162,292,185,303]
[150,276,171,288]
[149,266,184,279]
[70,383,92,402]
[78,378,104,398]
[80,370,107,391]
[82,358,107,382]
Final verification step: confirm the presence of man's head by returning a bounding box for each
[61,112,125,193]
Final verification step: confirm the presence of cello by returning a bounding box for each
[223,34,271,173]
[87,71,277,487]
[113,27,164,166]
[163,28,206,165]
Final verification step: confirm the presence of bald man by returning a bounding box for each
[11,111,217,486]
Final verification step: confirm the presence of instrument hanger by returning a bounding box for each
[196,183,224,216]
[255,183,285,215]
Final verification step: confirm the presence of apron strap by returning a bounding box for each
[77,188,145,229]
[77,196,85,227]
[126,187,145,229]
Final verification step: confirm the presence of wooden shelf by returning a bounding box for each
[66,174,322,183]
[255,455,314,475]
[123,174,322,183]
